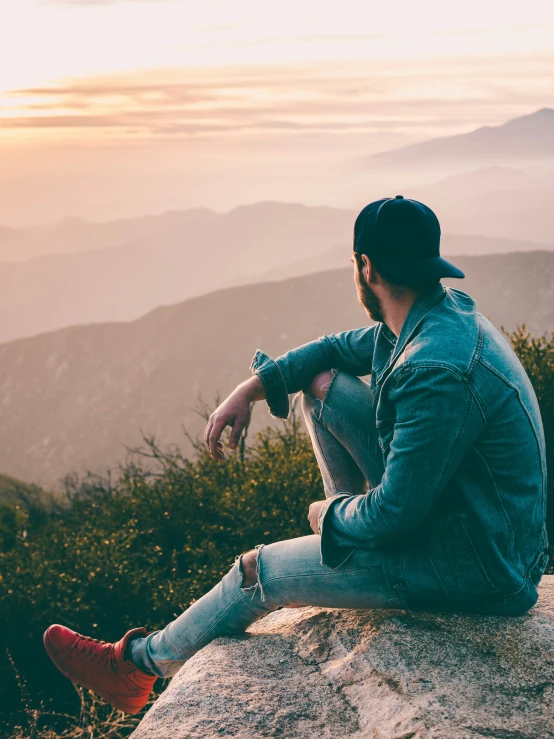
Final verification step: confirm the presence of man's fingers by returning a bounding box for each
[209,418,228,459]
[204,420,213,445]
[229,418,245,450]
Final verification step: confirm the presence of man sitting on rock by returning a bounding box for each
[44,196,549,715]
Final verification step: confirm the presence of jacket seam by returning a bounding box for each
[473,446,516,565]
[524,532,550,580]
[388,366,476,528]
[391,364,486,426]
[479,357,548,498]
[468,320,485,376]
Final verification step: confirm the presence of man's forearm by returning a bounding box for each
[250,327,377,420]
[205,374,266,459]
[239,374,266,402]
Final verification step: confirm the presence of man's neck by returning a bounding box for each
[381,292,420,337]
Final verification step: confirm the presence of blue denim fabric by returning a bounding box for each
[250,285,549,615]
[131,534,400,677]
[129,382,406,678]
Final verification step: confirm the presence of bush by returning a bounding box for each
[0,415,322,737]
[506,327,554,561]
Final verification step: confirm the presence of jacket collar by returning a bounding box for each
[375,283,447,383]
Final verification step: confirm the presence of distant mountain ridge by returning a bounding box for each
[0,250,553,487]
[2,148,554,345]
[0,207,217,263]
[229,234,551,287]
[412,167,539,206]
[0,202,353,264]
[0,202,354,343]
[1,231,547,345]
[366,108,554,165]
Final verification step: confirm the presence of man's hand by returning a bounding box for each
[308,500,328,534]
[204,375,265,461]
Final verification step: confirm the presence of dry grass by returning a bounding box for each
[5,651,158,739]
[8,686,158,739]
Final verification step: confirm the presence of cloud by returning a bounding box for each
[2,56,553,141]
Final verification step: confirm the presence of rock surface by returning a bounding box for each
[131,576,554,739]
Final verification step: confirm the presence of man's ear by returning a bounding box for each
[361,254,375,284]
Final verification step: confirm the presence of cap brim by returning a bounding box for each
[371,255,465,283]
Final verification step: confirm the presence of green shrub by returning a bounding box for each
[0,416,322,737]
[506,327,554,561]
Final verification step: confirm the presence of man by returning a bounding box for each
[44,196,549,715]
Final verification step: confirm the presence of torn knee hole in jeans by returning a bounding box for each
[319,368,338,398]
[303,368,338,410]
[237,543,266,602]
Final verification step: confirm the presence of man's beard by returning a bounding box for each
[355,266,385,323]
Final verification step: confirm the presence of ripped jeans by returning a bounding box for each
[131,372,399,678]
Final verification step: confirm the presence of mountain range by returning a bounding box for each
[236,234,551,287]
[0,203,353,343]
[2,107,554,347]
[1,190,553,344]
[0,208,215,263]
[0,202,351,264]
[1,228,547,345]
[1,250,553,488]
[367,108,554,165]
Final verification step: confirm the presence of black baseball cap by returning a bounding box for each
[353,195,465,283]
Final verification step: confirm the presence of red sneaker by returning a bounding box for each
[44,624,157,714]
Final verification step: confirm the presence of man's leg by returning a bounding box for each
[130,533,399,678]
[131,370,391,678]
[301,368,384,496]
[45,370,393,709]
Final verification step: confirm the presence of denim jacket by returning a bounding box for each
[250,284,549,615]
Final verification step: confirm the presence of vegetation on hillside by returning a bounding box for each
[0,474,48,506]
[1,410,322,739]
[507,327,554,546]
[0,327,552,739]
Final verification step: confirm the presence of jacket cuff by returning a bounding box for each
[318,493,356,569]
[249,349,290,420]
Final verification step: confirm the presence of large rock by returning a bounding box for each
[131,576,554,739]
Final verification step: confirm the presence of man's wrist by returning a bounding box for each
[241,374,266,402]
[317,500,330,534]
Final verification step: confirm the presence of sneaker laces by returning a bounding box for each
[70,634,114,667]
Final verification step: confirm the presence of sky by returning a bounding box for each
[1,0,553,225]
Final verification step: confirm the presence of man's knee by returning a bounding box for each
[305,370,335,400]
[240,550,258,588]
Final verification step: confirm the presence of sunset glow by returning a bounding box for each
[1,0,553,224]
[3,1,554,144]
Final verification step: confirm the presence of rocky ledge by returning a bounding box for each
[131,576,554,739]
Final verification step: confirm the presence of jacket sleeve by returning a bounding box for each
[318,366,485,565]
[250,326,377,419]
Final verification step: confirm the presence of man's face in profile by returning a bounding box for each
[352,252,384,323]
